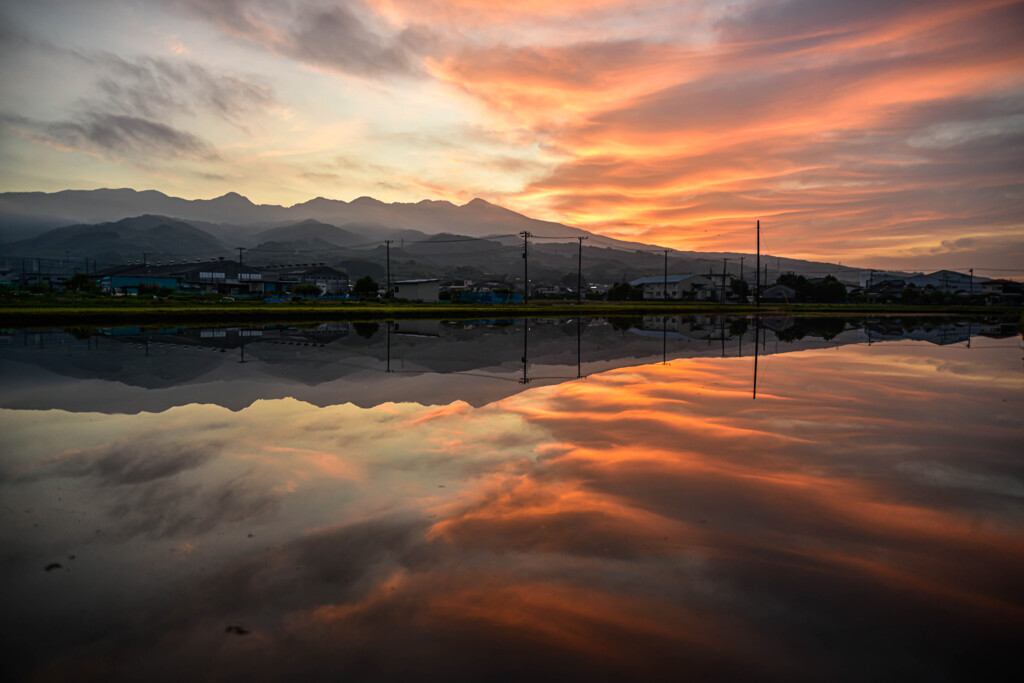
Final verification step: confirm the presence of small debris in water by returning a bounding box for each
[225,625,250,635]
[45,563,62,572]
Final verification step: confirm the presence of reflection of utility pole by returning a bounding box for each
[576,236,588,304]
[576,316,584,379]
[520,317,530,383]
[238,344,248,363]
[386,321,392,373]
[520,232,531,304]
[385,240,393,299]
[753,317,760,400]
[662,315,667,364]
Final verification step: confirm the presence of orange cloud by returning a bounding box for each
[418,0,1024,269]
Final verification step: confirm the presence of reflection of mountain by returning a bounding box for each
[0,317,997,414]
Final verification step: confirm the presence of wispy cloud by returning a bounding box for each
[166,0,436,78]
[82,52,278,124]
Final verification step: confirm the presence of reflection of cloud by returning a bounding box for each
[15,433,279,539]
[17,436,218,484]
[6,345,1023,679]
[43,439,216,485]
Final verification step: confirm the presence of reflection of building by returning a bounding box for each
[639,315,716,339]
[629,274,715,300]
[392,320,440,337]
[393,278,441,302]
[863,319,974,345]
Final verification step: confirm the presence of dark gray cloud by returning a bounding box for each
[167,0,436,78]
[81,52,278,123]
[42,112,219,161]
[0,12,277,165]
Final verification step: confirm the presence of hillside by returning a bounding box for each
[0,189,877,285]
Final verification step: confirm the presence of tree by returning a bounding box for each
[730,278,750,301]
[353,276,379,299]
[607,282,640,301]
[291,283,322,296]
[808,275,846,303]
[66,272,98,293]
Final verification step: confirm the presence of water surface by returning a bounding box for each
[2,317,1021,681]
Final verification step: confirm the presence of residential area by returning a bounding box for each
[1,256,1020,306]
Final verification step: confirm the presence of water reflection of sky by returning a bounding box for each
[2,339,1022,681]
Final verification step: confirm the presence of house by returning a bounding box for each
[629,274,715,300]
[760,284,797,302]
[865,279,906,299]
[392,278,441,302]
[980,279,1023,304]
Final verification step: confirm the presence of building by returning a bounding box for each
[980,279,1023,305]
[392,278,441,302]
[96,258,266,295]
[263,264,348,295]
[629,274,715,300]
[760,284,797,302]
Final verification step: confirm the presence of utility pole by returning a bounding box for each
[385,240,393,299]
[739,256,745,283]
[969,268,974,297]
[237,247,246,265]
[721,258,728,303]
[755,220,760,308]
[520,231,531,304]
[576,236,588,304]
[663,250,670,301]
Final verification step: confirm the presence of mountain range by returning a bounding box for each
[0,188,871,285]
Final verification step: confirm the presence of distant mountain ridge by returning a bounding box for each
[0,188,880,284]
[0,188,619,246]
[2,214,228,264]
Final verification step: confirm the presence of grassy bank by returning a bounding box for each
[0,296,1018,326]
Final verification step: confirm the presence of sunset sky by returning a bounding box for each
[1,0,1022,272]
